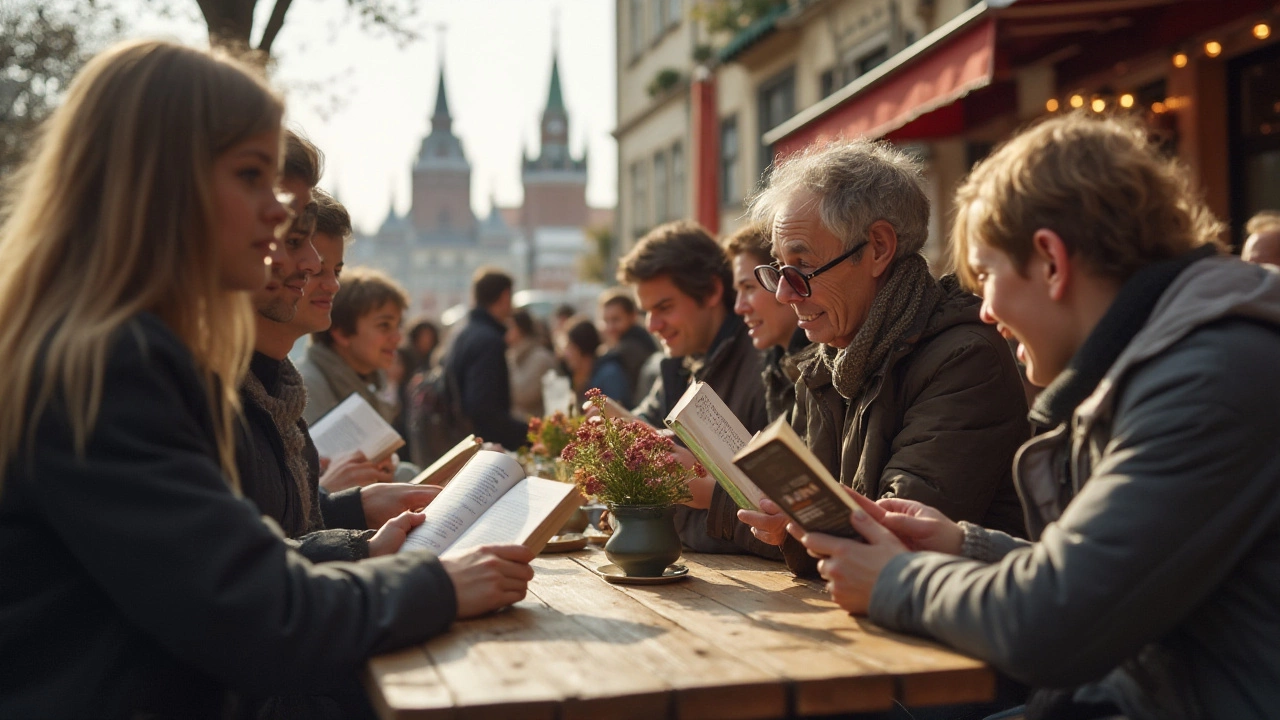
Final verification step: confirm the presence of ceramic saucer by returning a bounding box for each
[595,563,690,585]
[541,533,589,553]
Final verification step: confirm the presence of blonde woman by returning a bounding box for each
[0,40,533,718]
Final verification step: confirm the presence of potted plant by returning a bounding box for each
[561,389,699,577]
[522,411,589,533]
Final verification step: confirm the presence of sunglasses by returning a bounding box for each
[754,240,869,298]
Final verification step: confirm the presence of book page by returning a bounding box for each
[443,476,577,557]
[309,393,402,462]
[401,451,525,555]
[665,382,766,510]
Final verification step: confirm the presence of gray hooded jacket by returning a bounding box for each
[869,256,1280,719]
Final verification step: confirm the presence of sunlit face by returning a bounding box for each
[966,235,1067,388]
[732,253,798,350]
[635,275,722,358]
[600,302,636,346]
[333,300,404,375]
[288,231,345,335]
[771,194,876,349]
[211,131,287,291]
[252,175,321,322]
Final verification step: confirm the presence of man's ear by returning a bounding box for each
[702,274,725,309]
[330,327,352,350]
[1032,228,1071,301]
[867,220,899,279]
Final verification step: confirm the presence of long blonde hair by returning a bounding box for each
[0,40,284,493]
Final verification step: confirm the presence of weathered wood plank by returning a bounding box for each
[365,645,454,720]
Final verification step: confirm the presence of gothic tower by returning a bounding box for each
[411,62,474,236]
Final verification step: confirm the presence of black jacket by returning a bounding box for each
[236,353,370,562]
[446,308,527,450]
[0,314,457,719]
[611,323,658,399]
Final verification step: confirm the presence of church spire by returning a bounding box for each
[431,25,452,133]
[545,53,565,115]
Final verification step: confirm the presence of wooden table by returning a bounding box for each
[365,547,992,720]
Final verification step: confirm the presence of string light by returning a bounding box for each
[1045,98,1059,112]
[1172,52,1188,68]
[1254,23,1271,40]
[1119,93,1135,109]
[1070,94,1085,109]
[1091,98,1106,113]
[1204,40,1222,57]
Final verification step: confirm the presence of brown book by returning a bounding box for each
[400,450,584,557]
[731,416,861,540]
[410,434,481,486]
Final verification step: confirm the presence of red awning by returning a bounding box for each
[771,14,996,156]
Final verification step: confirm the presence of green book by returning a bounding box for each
[664,382,766,512]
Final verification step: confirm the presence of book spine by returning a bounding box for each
[667,420,759,512]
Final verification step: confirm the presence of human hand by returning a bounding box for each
[320,450,394,492]
[737,498,790,546]
[361,483,442,528]
[367,511,425,557]
[788,504,910,615]
[664,444,713,510]
[440,544,536,619]
[874,497,963,555]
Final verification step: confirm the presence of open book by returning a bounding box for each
[664,382,766,511]
[731,416,861,540]
[309,393,404,464]
[400,450,583,558]
[410,434,481,487]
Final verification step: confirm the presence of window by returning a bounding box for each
[630,161,648,232]
[820,68,837,99]
[857,46,889,76]
[757,68,795,184]
[720,116,740,207]
[668,0,682,27]
[670,141,686,220]
[653,150,669,223]
[629,0,644,60]
[652,0,665,42]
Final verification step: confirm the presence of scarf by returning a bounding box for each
[242,358,315,529]
[305,342,394,423]
[1028,244,1218,428]
[820,253,942,400]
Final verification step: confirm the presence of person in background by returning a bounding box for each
[551,302,577,342]
[1241,210,1280,266]
[506,308,558,422]
[405,318,440,376]
[794,113,1280,720]
[721,222,808,423]
[597,287,658,402]
[0,39,534,719]
[300,267,408,427]
[617,220,773,556]
[736,136,1030,575]
[562,316,630,407]
[445,267,529,450]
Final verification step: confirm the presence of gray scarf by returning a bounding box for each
[820,253,942,400]
[305,342,395,423]
[241,358,316,529]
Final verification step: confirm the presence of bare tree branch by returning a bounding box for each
[257,0,294,54]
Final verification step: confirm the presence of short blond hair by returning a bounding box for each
[1245,210,1280,236]
[953,113,1224,290]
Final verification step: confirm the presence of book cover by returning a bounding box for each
[664,382,766,511]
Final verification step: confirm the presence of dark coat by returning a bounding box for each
[0,313,457,719]
[611,323,658,398]
[446,308,528,450]
[777,277,1029,574]
[762,327,812,424]
[236,353,370,563]
[632,313,777,558]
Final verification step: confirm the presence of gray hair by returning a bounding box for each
[748,138,930,259]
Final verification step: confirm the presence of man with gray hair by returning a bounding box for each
[735,138,1030,576]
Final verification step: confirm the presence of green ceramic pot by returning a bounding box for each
[604,504,681,577]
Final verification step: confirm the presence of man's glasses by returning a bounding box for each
[754,240,868,298]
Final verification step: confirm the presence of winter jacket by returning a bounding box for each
[445,308,528,450]
[870,255,1280,720]
[507,338,557,422]
[297,342,395,426]
[611,323,658,398]
[0,313,457,719]
[776,276,1029,574]
[762,327,812,424]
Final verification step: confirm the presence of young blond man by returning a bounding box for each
[789,114,1280,719]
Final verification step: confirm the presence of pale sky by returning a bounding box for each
[120,0,617,233]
